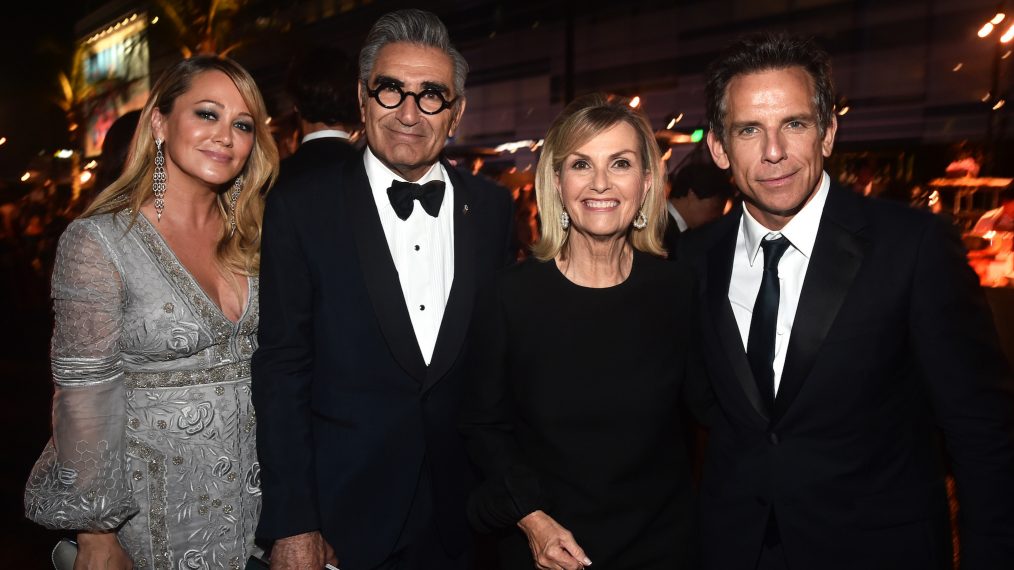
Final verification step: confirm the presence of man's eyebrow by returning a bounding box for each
[783,113,816,124]
[729,120,761,132]
[372,76,451,95]
[421,81,451,94]
[373,75,404,87]
[729,113,817,132]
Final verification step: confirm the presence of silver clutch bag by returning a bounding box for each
[51,539,77,570]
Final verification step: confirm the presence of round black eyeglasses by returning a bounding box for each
[364,82,458,115]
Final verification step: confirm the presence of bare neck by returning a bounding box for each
[154,181,223,229]
[556,233,633,288]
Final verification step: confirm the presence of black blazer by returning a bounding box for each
[663,210,683,259]
[277,136,358,186]
[252,151,514,569]
[680,184,1014,569]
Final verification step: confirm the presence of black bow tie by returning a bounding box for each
[387,179,446,220]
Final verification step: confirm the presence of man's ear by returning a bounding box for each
[706,131,730,170]
[448,98,467,138]
[358,82,368,124]
[821,114,838,158]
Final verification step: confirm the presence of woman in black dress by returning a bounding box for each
[461,93,711,570]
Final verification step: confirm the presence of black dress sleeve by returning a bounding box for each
[459,272,548,532]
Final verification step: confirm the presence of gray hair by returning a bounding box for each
[359,9,468,98]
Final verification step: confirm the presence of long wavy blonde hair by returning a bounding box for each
[84,55,279,275]
[532,93,667,261]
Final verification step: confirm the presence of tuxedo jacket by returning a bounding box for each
[251,151,513,569]
[277,136,358,186]
[679,184,1014,570]
[663,211,683,259]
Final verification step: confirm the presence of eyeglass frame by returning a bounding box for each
[362,80,460,115]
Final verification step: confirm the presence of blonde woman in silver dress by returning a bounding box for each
[25,55,278,569]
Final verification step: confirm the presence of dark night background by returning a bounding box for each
[0,1,97,180]
[0,1,91,563]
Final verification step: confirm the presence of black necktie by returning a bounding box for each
[747,235,791,410]
[387,179,446,220]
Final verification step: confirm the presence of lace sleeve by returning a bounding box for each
[24,218,138,530]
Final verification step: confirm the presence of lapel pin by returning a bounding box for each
[463,204,470,215]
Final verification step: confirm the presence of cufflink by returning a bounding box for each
[463,204,470,215]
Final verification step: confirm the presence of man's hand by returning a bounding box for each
[517,510,592,570]
[74,531,133,570]
[269,531,338,570]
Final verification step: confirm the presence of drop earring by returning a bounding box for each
[153,138,167,221]
[632,208,647,229]
[228,176,242,235]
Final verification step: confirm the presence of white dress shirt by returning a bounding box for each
[364,147,455,365]
[302,129,350,144]
[667,201,689,233]
[728,172,830,394]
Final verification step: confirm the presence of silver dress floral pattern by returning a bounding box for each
[25,212,260,570]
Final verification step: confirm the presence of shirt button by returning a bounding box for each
[768,432,780,445]
[414,244,420,251]
[419,305,425,311]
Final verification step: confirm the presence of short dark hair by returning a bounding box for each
[287,46,358,126]
[94,109,141,192]
[670,162,735,201]
[705,32,834,143]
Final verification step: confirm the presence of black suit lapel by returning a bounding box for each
[425,161,476,390]
[345,157,428,382]
[707,212,770,424]
[772,185,869,425]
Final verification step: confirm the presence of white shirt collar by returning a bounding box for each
[363,146,447,215]
[741,171,831,266]
[666,201,689,232]
[302,129,350,144]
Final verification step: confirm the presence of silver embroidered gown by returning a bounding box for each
[25,212,261,570]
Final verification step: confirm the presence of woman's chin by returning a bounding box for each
[570,225,629,242]
[198,174,237,189]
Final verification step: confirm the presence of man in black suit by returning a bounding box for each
[252,9,514,570]
[277,45,359,183]
[680,33,1014,569]
[663,157,735,255]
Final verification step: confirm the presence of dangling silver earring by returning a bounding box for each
[632,208,648,229]
[560,210,570,230]
[153,138,167,221]
[228,176,242,236]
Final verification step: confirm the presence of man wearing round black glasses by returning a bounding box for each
[253,8,514,570]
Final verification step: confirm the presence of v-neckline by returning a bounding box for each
[134,211,251,327]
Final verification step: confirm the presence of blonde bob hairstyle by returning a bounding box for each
[532,93,667,261]
[84,55,279,275]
